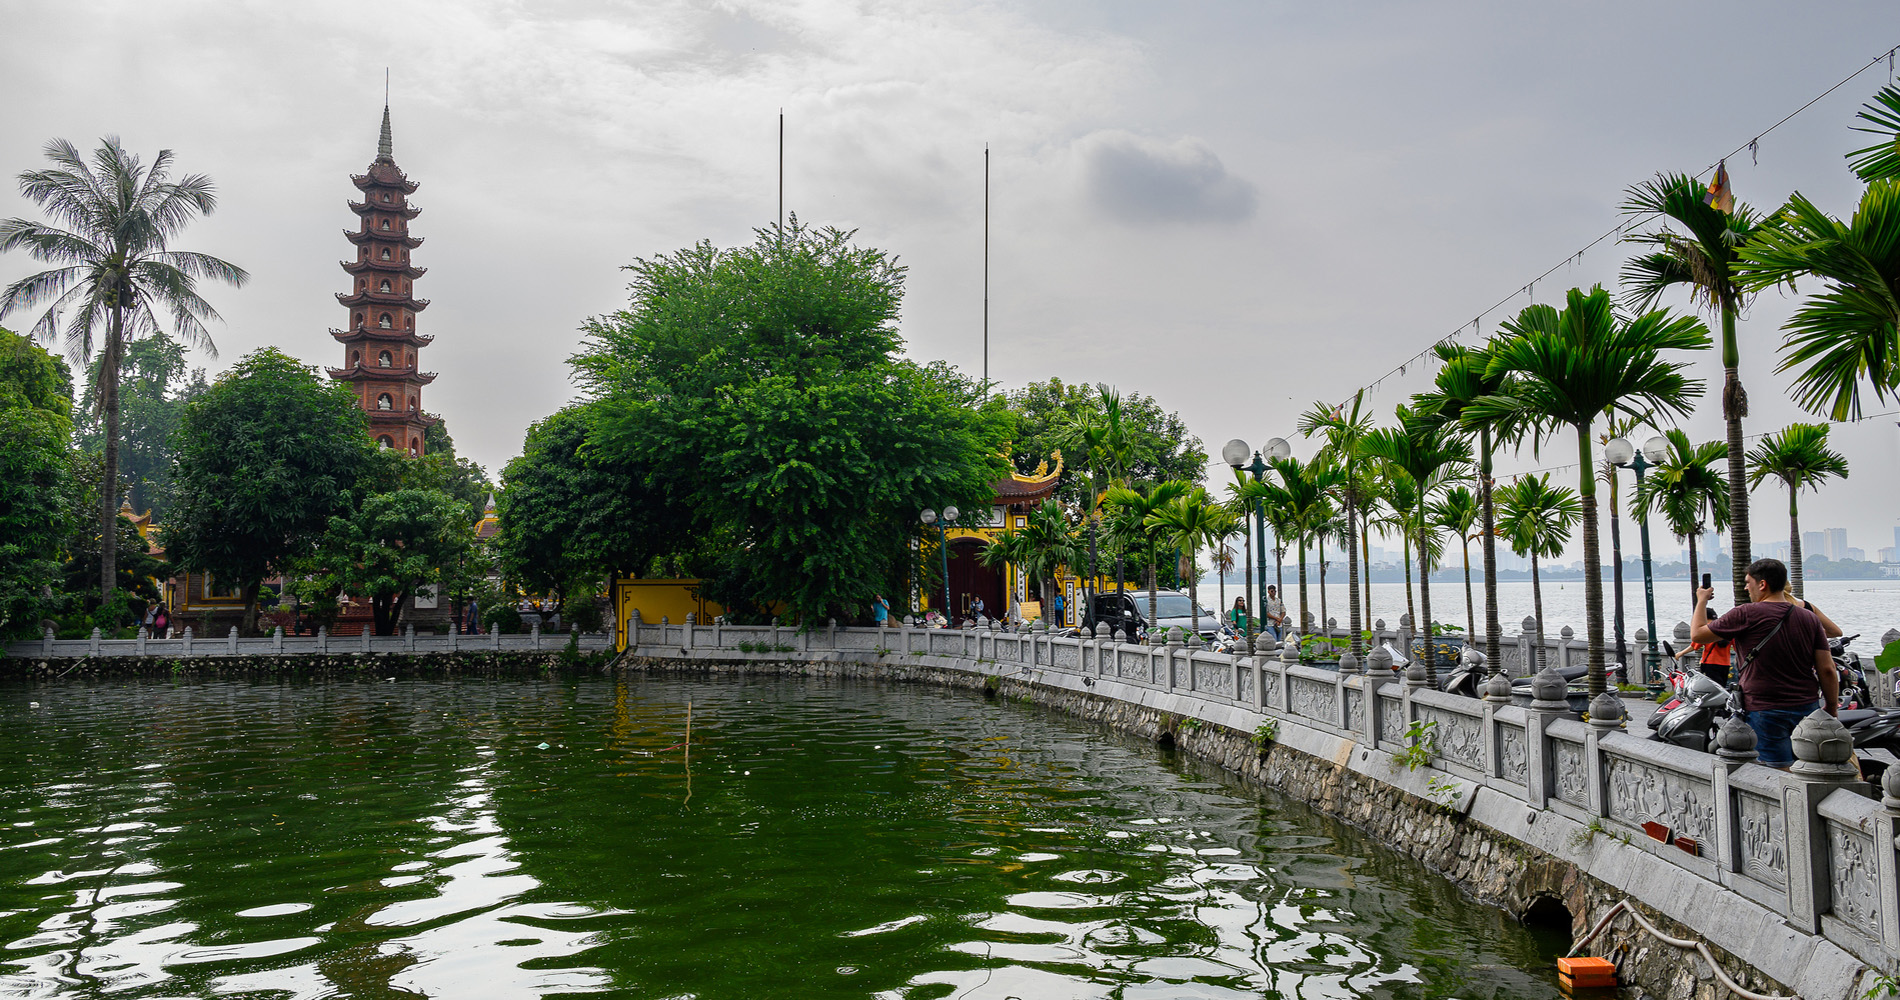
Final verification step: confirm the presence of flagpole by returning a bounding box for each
[778,110,784,235]
[983,144,989,392]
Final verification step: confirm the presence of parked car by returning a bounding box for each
[1091,589,1219,640]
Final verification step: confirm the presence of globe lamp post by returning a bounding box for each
[1607,435,1669,681]
[920,506,960,623]
[1222,436,1289,647]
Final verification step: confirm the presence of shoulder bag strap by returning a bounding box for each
[1732,603,1796,710]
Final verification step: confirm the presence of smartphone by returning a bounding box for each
[1701,572,1712,590]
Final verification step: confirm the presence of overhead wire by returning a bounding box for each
[1331,41,1900,412]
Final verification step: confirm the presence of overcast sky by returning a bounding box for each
[4,1,1899,561]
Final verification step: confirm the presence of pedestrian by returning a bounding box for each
[1050,591,1065,625]
[1263,586,1287,640]
[1691,558,1836,770]
[464,597,480,635]
[1229,596,1250,634]
[872,593,890,627]
[150,603,170,639]
[971,595,986,622]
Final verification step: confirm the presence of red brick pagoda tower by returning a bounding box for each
[330,104,438,456]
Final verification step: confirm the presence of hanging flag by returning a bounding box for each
[1702,159,1734,214]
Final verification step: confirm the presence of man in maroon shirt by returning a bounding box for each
[1690,558,1836,768]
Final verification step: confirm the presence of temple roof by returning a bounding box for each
[327,363,438,385]
[351,168,419,194]
[991,450,1064,504]
[336,289,429,311]
[330,326,434,346]
[345,228,423,248]
[340,258,426,278]
[365,408,441,427]
[349,199,421,220]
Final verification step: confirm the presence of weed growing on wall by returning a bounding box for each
[1392,719,1437,771]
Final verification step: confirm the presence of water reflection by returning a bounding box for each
[0,677,1565,999]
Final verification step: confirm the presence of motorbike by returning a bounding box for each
[1441,648,1488,698]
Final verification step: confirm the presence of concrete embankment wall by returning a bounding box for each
[616,619,1894,1000]
[0,649,613,680]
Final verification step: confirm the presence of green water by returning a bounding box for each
[0,676,1570,998]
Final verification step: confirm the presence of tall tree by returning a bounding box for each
[1478,287,1709,699]
[1298,391,1373,660]
[1494,474,1580,671]
[573,221,1011,625]
[315,488,476,636]
[1621,172,1771,606]
[1361,404,1470,683]
[163,349,370,634]
[1429,485,1480,640]
[1002,377,1204,506]
[0,328,74,638]
[74,329,205,518]
[1144,487,1229,637]
[1266,456,1340,634]
[1734,180,1900,421]
[1847,84,1900,183]
[0,137,247,599]
[1634,429,1730,613]
[1746,423,1848,600]
[1103,480,1191,627]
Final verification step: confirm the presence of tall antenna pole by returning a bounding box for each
[778,110,784,235]
[983,144,990,391]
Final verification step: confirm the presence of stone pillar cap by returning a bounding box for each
[1529,665,1569,709]
[1791,710,1859,778]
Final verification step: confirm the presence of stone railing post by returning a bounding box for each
[1632,627,1648,684]
[1783,710,1867,933]
[182,626,195,657]
[531,622,542,651]
[1164,628,1183,690]
[1878,768,1900,955]
[43,627,55,657]
[136,625,147,656]
[827,618,837,650]
[1398,613,1414,667]
[491,621,501,650]
[713,615,724,648]
[359,624,371,653]
[315,626,327,655]
[1711,710,1757,881]
[1556,626,1573,673]
[88,626,101,658]
[273,626,284,654]
[628,609,643,648]
[1522,664,1570,806]
[1583,686,1623,818]
[1279,632,1300,714]
[1366,644,1393,744]
[1519,615,1539,673]
[683,613,695,651]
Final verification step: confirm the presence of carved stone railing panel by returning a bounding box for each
[1260,671,1278,708]
[1551,739,1588,806]
[1379,696,1405,745]
[1825,822,1881,937]
[929,632,962,655]
[1288,677,1337,728]
[1053,643,1080,670]
[833,630,881,649]
[1345,688,1365,733]
[1117,649,1145,678]
[1497,723,1529,786]
[1603,755,1717,850]
[1237,668,1254,704]
[1734,791,1788,889]
[1417,705,1484,771]
[1191,658,1231,697]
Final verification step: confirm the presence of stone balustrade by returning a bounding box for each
[4,624,613,659]
[622,609,1900,991]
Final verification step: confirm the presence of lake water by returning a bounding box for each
[0,676,1572,998]
[1201,576,1899,647]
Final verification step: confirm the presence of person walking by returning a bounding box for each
[463,597,480,635]
[150,603,170,639]
[1691,557,1836,769]
[1050,591,1065,626]
[872,593,890,627]
[1263,586,1288,640]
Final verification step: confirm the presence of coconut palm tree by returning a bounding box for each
[1733,180,1900,421]
[1103,480,1191,629]
[1429,485,1480,639]
[1475,286,1709,699]
[1145,488,1230,637]
[1376,469,1421,630]
[1361,405,1471,682]
[1268,456,1340,634]
[1622,173,1773,606]
[1847,84,1900,182]
[1298,391,1373,658]
[1495,474,1581,671]
[1747,423,1848,599]
[1056,384,1138,618]
[1634,429,1730,612]
[1415,340,1532,671]
[1021,498,1083,619]
[0,137,248,599]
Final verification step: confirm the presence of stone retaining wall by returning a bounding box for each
[0,649,615,680]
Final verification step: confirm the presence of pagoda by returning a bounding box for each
[329,104,438,456]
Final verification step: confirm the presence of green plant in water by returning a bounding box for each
[1392,719,1437,771]
[1250,720,1279,749]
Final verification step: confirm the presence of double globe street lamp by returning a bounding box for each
[1605,435,1669,681]
[920,506,960,622]
[1222,436,1291,646]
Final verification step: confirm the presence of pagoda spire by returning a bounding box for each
[376,103,394,164]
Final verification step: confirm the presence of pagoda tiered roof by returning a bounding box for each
[351,163,418,194]
[349,199,421,219]
[327,363,438,385]
[335,289,429,310]
[330,325,434,347]
[344,228,423,248]
[340,258,427,278]
[367,408,440,427]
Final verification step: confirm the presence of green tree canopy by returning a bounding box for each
[75,330,206,518]
[163,348,371,633]
[572,220,1011,624]
[1002,377,1206,507]
[314,488,475,637]
[0,328,74,637]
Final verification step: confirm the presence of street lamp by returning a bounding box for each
[1224,437,1290,647]
[1608,435,1669,682]
[920,506,960,623]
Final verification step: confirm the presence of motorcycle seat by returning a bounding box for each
[1838,709,1881,726]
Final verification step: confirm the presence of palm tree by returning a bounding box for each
[1495,474,1581,671]
[1103,480,1191,629]
[1747,423,1849,599]
[1376,469,1421,630]
[1145,488,1229,637]
[1733,180,1900,421]
[1429,485,1480,639]
[1056,384,1138,619]
[1596,412,1651,673]
[0,137,248,599]
[1362,405,1470,682]
[1622,173,1773,606]
[1268,456,1340,634]
[1847,84,1900,182]
[1634,429,1730,612]
[1416,341,1530,672]
[1298,391,1373,658]
[1021,498,1082,619]
[1475,286,1708,699]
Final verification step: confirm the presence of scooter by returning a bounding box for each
[1441,647,1489,698]
[1647,672,1730,752]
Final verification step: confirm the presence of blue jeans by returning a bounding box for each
[1746,701,1822,768]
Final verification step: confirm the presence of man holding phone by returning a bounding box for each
[1690,558,1835,769]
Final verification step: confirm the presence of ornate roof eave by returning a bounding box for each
[990,449,1065,504]
[329,326,434,346]
[348,200,422,220]
[326,364,438,385]
[365,409,442,427]
[335,290,429,311]
[339,259,427,278]
[344,228,424,248]
[350,171,419,194]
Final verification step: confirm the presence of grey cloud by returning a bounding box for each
[1080,130,1256,225]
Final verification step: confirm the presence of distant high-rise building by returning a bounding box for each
[1804,531,1825,561]
[1825,528,1848,561]
[1847,547,1866,562]
[1880,546,1897,564]
[1762,540,1790,561]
